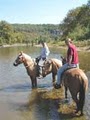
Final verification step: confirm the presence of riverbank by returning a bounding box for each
[0,43,27,48]
[48,42,90,52]
[0,43,90,52]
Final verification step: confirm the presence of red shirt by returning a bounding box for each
[67,44,79,64]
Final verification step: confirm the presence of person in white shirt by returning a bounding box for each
[36,41,50,62]
[36,41,50,77]
[39,41,50,60]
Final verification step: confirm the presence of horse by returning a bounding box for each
[13,51,62,88]
[62,68,88,115]
[42,56,88,115]
[13,51,41,88]
[41,58,62,84]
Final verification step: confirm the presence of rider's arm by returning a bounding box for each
[67,47,73,66]
[44,43,50,57]
[68,55,72,66]
[45,47,50,56]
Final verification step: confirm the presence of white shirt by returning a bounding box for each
[40,43,50,59]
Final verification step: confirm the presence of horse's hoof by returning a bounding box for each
[80,113,84,116]
[75,110,79,114]
[37,75,43,79]
[72,112,79,117]
[64,99,69,103]
[74,110,84,116]
[53,82,56,86]
[32,86,37,89]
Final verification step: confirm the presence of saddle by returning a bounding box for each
[35,57,46,65]
[36,58,46,77]
[61,66,77,79]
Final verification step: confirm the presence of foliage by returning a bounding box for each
[0,0,90,45]
[0,21,24,45]
[12,24,60,44]
[59,0,90,41]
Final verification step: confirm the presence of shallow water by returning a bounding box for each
[0,46,90,120]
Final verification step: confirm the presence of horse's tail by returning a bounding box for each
[79,79,85,113]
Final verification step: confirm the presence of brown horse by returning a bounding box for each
[42,57,88,115]
[62,68,88,115]
[42,58,62,84]
[13,52,62,88]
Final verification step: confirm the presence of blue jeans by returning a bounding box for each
[57,63,79,84]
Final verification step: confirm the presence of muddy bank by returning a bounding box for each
[0,87,87,120]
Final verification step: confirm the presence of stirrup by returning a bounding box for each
[37,75,43,79]
[54,83,61,89]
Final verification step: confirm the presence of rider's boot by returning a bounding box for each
[54,83,62,89]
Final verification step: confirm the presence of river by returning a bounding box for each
[0,45,90,120]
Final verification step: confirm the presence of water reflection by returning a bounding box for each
[17,88,86,120]
[0,46,90,120]
[0,83,31,92]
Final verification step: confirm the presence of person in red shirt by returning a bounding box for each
[54,38,79,89]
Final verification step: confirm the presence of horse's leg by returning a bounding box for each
[30,76,36,88]
[78,83,85,115]
[74,97,79,113]
[31,79,34,88]
[52,73,56,85]
[65,86,68,99]
[70,91,79,113]
[34,77,37,88]
[72,82,85,116]
[75,99,79,113]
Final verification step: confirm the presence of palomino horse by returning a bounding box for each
[13,51,62,88]
[13,51,40,88]
[42,57,88,115]
[42,58,62,84]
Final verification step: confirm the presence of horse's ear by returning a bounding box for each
[61,56,64,60]
[61,56,66,65]
[20,51,23,55]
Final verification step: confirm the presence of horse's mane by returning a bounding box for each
[22,53,32,61]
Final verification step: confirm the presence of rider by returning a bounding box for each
[36,41,50,77]
[54,38,79,89]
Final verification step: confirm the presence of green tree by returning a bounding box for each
[0,21,14,44]
[59,0,90,41]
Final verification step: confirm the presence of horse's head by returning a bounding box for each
[13,51,33,67]
[13,51,24,66]
[42,59,52,77]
